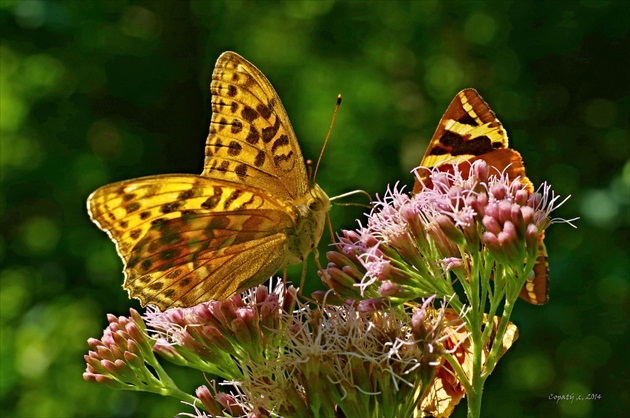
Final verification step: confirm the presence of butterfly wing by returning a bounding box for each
[419,309,519,417]
[519,237,549,305]
[87,174,296,309]
[414,89,548,304]
[202,51,309,200]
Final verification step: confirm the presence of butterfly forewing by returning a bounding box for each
[203,51,308,200]
[415,88,549,304]
[415,89,508,190]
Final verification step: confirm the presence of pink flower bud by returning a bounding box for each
[491,183,508,200]
[471,160,490,183]
[482,215,502,235]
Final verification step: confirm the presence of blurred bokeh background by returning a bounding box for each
[1,1,628,417]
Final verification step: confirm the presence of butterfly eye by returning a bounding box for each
[308,199,321,212]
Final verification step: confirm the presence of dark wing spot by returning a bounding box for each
[213,138,223,154]
[119,220,129,229]
[254,150,266,167]
[141,258,153,272]
[227,84,237,97]
[257,103,272,119]
[271,134,290,153]
[243,74,256,88]
[437,132,494,156]
[230,101,239,113]
[125,202,141,214]
[262,117,280,143]
[224,189,242,209]
[241,105,258,123]
[202,196,221,210]
[273,150,294,167]
[130,229,141,240]
[179,277,192,287]
[458,113,479,126]
[166,268,182,279]
[151,217,167,226]
[201,188,223,210]
[178,190,194,200]
[217,117,227,131]
[160,228,183,245]
[246,126,260,144]
[235,164,247,180]
[228,141,242,156]
[123,193,136,202]
[159,248,181,260]
[150,281,164,291]
[231,119,243,134]
[139,210,151,220]
[161,201,183,214]
[212,161,229,173]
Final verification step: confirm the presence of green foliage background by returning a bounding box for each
[1,1,628,417]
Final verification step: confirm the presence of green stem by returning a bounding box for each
[465,306,486,418]
[466,377,485,418]
[146,352,198,405]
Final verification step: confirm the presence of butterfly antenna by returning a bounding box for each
[329,189,373,203]
[306,159,314,180]
[312,94,342,186]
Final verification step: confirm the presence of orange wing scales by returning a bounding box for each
[416,88,549,305]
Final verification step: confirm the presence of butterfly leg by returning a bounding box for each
[326,212,335,244]
[297,260,308,298]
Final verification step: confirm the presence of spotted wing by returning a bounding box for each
[87,174,295,309]
[519,237,549,305]
[414,89,548,305]
[419,309,519,417]
[202,51,309,201]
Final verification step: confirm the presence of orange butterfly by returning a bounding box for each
[414,89,548,305]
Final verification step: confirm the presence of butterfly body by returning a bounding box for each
[415,88,549,305]
[88,52,329,310]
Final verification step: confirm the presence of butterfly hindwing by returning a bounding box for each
[519,237,549,305]
[124,215,290,309]
[415,89,548,305]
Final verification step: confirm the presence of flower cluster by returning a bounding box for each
[83,309,195,404]
[84,160,571,418]
[85,283,459,417]
[320,159,565,310]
